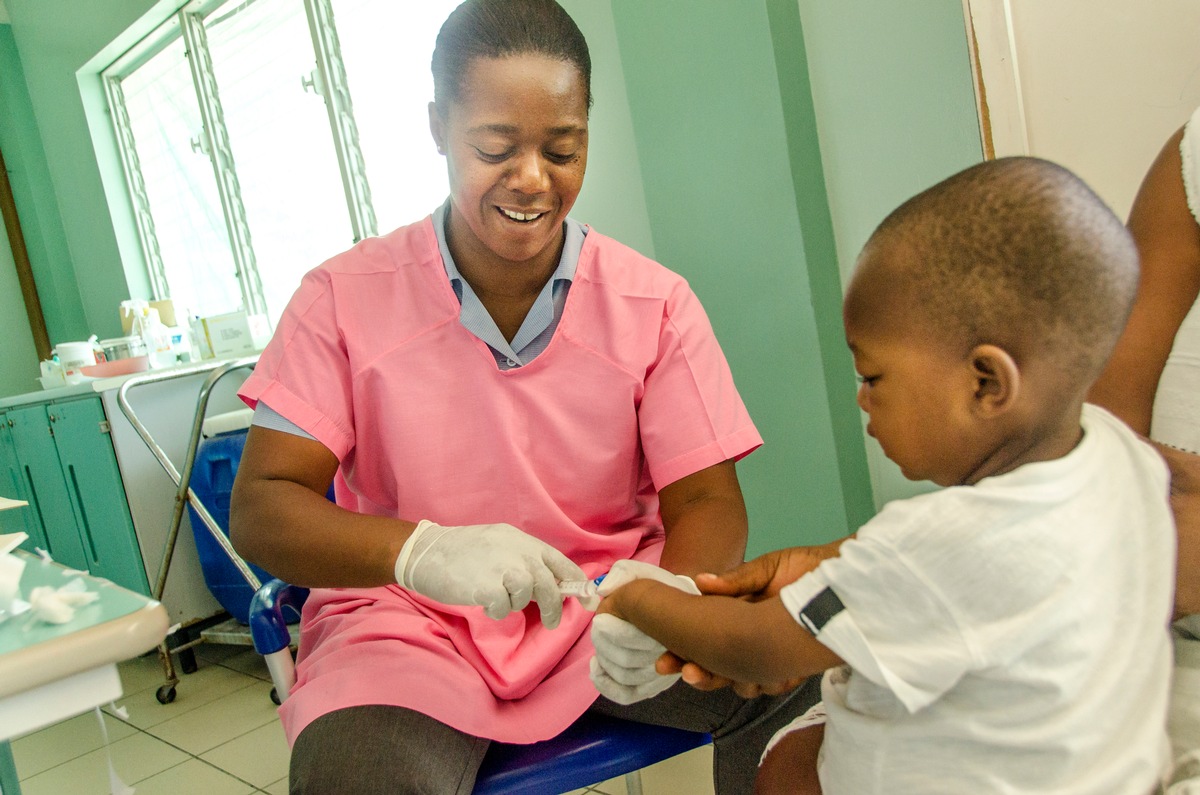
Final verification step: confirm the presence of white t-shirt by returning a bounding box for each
[780,404,1175,794]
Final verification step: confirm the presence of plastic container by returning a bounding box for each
[55,339,98,384]
[99,335,148,362]
[187,429,273,624]
[142,308,176,369]
[81,355,151,378]
[187,428,334,623]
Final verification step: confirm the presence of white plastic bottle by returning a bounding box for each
[142,308,176,369]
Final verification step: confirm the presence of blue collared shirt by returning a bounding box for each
[254,204,587,435]
[432,199,585,370]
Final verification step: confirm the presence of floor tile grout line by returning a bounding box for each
[111,667,265,710]
[15,708,142,781]
[133,709,282,761]
[113,720,269,790]
[64,702,280,790]
[15,655,277,786]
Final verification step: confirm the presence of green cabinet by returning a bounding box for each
[0,413,50,553]
[0,396,149,596]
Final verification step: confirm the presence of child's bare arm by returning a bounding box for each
[658,541,851,694]
[597,580,843,685]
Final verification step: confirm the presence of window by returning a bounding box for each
[103,0,456,330]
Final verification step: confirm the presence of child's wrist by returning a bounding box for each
[596,579,648,621]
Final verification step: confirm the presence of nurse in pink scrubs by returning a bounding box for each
[230,1,816,792]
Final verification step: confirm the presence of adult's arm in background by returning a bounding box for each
[1089,124,1200,617]
[655,459,750,579]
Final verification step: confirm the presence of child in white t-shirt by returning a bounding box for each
[591,157,1176,794]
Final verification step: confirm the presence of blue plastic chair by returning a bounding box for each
[249,578,712,795]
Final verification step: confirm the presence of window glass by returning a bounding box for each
[334,0,456,233]
[121,35,242,320]
[207,0,354,325]
[108,2,457,330]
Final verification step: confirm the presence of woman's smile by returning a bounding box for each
[431,52,589,273]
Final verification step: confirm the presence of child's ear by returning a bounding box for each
[967,344,1020,416]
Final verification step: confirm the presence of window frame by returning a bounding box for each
[100,0,378,323]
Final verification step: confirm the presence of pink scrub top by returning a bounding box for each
[238,216,761,745]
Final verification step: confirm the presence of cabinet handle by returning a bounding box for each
[67,465,100,564]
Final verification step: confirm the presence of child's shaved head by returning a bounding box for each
[857,157,1138,387]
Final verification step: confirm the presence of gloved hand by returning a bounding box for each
[395,520,584,629]
[589,559,700,704]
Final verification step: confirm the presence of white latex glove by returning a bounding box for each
[589,559,700,704]
[395,520,584,629]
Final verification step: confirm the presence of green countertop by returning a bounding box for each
[0,355,257,411]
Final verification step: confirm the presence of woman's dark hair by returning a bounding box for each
[432,0,592,113]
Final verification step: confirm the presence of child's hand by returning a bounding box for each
[657,651,809,698]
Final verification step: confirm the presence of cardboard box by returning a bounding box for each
[202,312,272,357]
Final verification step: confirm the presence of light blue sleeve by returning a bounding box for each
[252,401,317,441]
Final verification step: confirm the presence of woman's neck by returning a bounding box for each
[445,211,563,302]
[444,210,565,342]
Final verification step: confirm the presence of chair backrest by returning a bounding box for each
[247,578,711,793]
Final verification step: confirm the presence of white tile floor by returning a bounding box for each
[11,643,715,795]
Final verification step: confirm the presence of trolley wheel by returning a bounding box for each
[156,684,177,704]
[180,649,198,675]
[270,687,281,705]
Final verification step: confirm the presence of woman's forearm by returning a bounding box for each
[229,425,414,587]
[231,475,412,588]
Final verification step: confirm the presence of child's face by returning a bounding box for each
[843,263,981,487]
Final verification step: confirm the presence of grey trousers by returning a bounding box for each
[290,675,821,795]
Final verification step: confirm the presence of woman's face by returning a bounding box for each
[430,53,589,271]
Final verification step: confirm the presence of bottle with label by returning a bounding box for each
[142,308,176,369]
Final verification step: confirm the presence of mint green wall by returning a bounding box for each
[0,25,42,396]
[609,1,872,553]
[3,0,159,353]
[797,1,984,509]
[1,0,984,547]
[559,0,655,259]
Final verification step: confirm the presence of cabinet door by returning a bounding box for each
[6,403,88,570]
[0,412,51,552]
[51,398,150,595]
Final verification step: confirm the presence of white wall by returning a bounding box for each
[971,0,1200,219]
[560,0,655,258]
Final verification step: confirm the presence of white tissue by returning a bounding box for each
[28,578,99,624]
